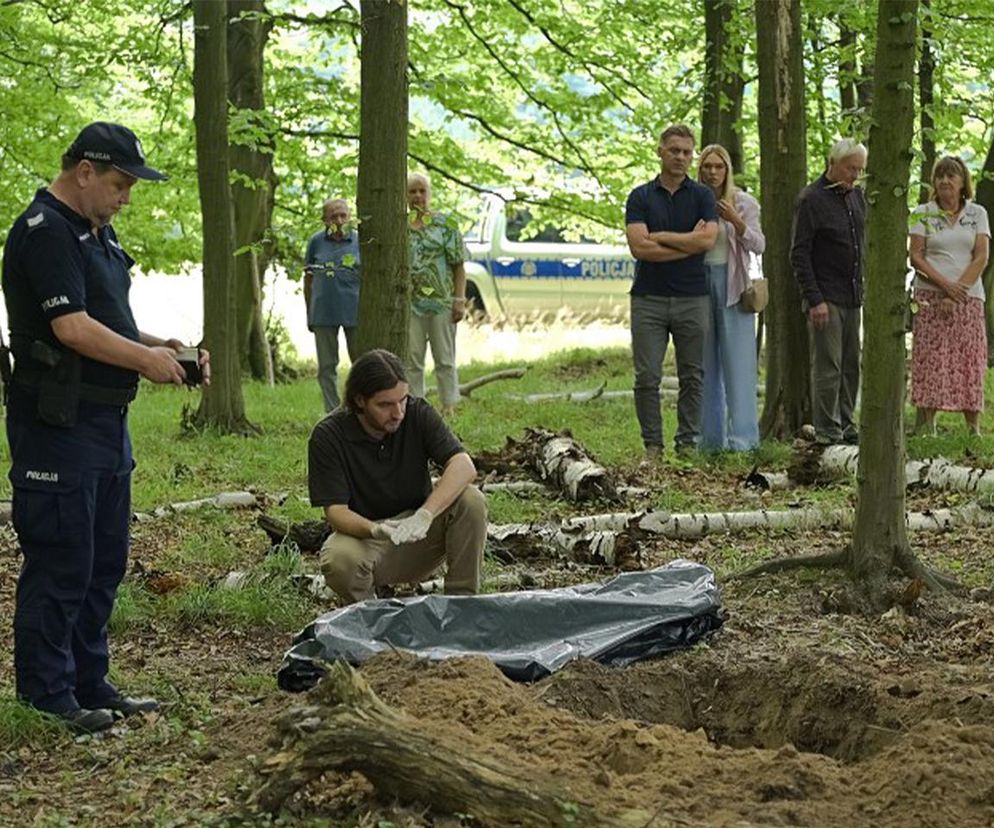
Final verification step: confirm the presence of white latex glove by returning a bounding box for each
[369,520,400,541]
[388,508,434,545]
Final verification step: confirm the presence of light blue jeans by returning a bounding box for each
[702,264,759,451]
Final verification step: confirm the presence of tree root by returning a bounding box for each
[731,543,965,607]
[246,661,654,826]
[729,548,850,581]
[894,546,964,593]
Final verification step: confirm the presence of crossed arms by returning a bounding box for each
[625,220,718,262]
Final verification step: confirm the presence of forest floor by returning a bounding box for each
[1,348,993,827]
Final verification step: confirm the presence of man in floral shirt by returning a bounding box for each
[406,172,468,417]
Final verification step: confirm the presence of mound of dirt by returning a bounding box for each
[350,651,994,827]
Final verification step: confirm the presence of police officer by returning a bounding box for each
[2,122,210,734]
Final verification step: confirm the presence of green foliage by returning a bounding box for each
[2,0,992,284]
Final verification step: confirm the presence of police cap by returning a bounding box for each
[66,122,167,182]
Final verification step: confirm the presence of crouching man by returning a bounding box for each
[308,348,486,604]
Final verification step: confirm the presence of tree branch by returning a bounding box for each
[504,0,652,109]
[439,0,604,187]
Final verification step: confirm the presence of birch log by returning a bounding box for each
[523,428,619,502]
[790,443,994,495]
[132,491,285,522]
[488,502,994,563]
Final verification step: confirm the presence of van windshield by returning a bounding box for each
[463,197,487,242]
[505,203,599,243]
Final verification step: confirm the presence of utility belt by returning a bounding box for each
[11,341,137,427]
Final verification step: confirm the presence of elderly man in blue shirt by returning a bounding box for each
[304,198,361,412]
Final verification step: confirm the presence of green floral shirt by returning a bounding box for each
[409,213,468,317]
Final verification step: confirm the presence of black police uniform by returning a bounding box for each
[3,188,140,715]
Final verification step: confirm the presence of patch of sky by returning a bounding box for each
[564,73,600,97]
[412,97,475,140]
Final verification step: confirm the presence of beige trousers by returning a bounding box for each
[319,486,486,604]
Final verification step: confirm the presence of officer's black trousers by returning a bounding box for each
[7,389,132,714]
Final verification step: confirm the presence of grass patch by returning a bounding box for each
[0,697,68,750]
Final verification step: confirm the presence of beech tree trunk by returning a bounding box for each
[976,135,994,363]
[755,0,809,438]
[838,22,857,116]
[193,0,255,433]
[850,0,918,588]
[702,0,744,172]
[917,0,935,205]
[354,0,410,358]
[228,0,276,383]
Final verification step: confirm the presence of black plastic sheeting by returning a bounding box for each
[278,559,723,691]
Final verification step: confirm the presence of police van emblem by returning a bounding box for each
[521,260,537,277]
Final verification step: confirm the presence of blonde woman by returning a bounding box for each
[696,144,765,450]
[405,173,469,416]
[910,155,991,435]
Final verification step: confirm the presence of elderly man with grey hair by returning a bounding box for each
[304,198,361,411]
[790,137,868,445]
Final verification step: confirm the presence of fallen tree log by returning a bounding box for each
[789,443,994,494]
[522,428,620,502]
[457,367,527,398]
[426,368,527,400]
[488,502,994,563]
[133,491,285,522]
[247,661,652,826]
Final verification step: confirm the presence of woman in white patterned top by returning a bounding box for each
[909,155,991,435]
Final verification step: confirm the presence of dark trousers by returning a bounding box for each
[631,293,711,448]
[809,302,861,443]
[8,389,132,714]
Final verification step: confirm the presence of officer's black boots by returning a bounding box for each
[57,708,115,734]
[101,696,161,717]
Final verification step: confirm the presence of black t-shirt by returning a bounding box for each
[2,189,141,388]
[308,396,464,520]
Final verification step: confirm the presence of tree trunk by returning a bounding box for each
[806,14,831,161]
[850,0,918,588]
[838,22,857,116]
[701,0,745,173]
[228,0,276,384]
[192,0,256,433]
[917,0,935,205]
[976,135,994,363]
[354,0,410,359]
[755,0,809,439]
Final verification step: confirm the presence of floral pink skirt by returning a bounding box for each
[911,289,986,412]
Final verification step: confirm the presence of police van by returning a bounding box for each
[462,191,634,319]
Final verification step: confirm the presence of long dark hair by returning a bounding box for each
[343,349,407,412]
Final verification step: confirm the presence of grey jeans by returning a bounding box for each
[809,302,861,442]
[314,325,357,412]
[631,293,711,449]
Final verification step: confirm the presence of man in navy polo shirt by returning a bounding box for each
[625,124,719,457]
[304,198,361,412]
[2,122,209,733]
